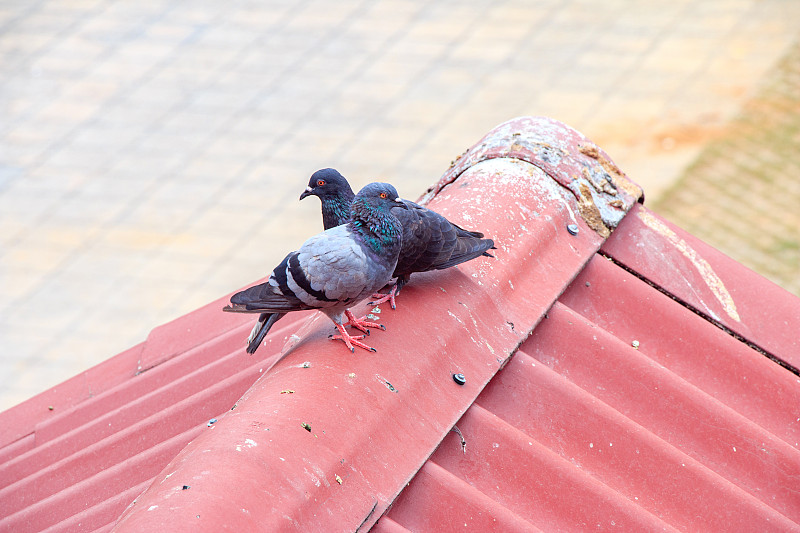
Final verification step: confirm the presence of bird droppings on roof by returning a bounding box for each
[375,375,398,394]
[234,439,257,452]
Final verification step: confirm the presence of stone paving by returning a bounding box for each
[654,38,800,296]
[1,0,799,411]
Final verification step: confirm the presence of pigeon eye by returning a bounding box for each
[317,180,325,186]
[379,192,387,199]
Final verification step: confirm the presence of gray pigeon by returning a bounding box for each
[300,168,495,309]
[224,182,407,353]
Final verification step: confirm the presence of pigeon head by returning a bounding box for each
[300,168,356,229]
[351,182,406,214]
[300,168,353,201]
[350,182,408,253]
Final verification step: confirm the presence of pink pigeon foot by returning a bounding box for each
[343,309,385,333]
[369,283,400,310]
[369,278,406,309]
[330,323,376,353]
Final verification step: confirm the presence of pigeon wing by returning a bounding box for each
[224,255,313,313]
[431,235,495,270]
[292,225,379,305]
[392,201,492,276]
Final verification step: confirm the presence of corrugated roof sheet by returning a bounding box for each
[1,116,798,532]
[377,244,800,531]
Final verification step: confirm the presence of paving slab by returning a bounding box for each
[1,0,799,410]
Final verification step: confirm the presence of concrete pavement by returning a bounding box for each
[2,0,799,410]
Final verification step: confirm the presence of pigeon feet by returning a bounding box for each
[343,309,386,333]
[330,323,377,353]
[369,284,400,310]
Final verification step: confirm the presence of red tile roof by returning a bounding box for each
[1,117,798,532]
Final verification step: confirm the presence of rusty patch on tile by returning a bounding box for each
[578,182,611,238]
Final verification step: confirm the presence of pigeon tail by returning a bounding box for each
[430,237,496,271]
[452,222,485,239]
[245,312,285,354]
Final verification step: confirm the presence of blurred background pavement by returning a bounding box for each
[1,0,799,410]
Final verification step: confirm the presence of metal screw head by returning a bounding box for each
[453,373,466,385]
[567,223,579,235]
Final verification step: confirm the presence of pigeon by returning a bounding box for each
[300,168,495,309]
[224,182,408,353]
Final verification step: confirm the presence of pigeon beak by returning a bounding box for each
[299,186,314,201]
[395,197,409,209]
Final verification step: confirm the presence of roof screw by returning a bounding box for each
[567,223,579,235]
[453,373,466,386]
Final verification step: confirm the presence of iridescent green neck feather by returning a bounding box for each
[320,192,354,229]
[350,199,402,254]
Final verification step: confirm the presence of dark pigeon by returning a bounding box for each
[224,182,408,353]
[300,168,495,309]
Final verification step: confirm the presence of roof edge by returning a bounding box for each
[0,342,144,451]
